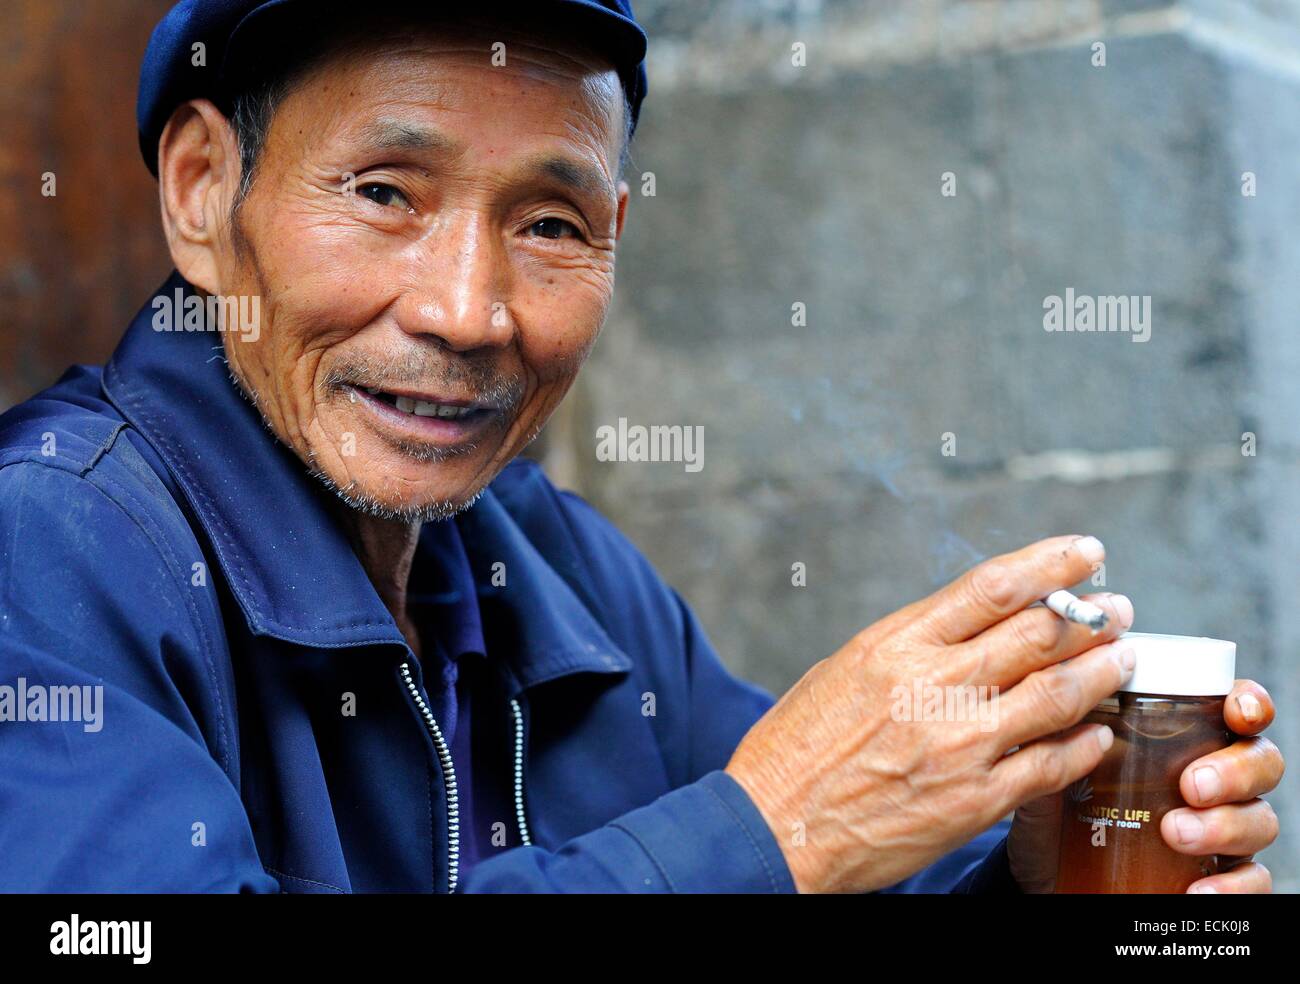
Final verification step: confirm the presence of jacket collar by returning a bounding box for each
[101,271,630,689]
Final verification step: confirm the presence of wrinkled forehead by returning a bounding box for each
[265,14,627,163]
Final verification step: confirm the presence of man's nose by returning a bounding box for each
[395,214,514,351]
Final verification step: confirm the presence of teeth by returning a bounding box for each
[392,397,477,419]
[359,382,480,419]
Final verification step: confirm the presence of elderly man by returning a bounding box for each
[0,0,1282,894]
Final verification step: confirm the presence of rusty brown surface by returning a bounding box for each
[0,0,175,410]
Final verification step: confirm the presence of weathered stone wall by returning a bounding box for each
[534,0,1300,888]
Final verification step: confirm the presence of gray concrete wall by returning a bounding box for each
[531,1,1300,890]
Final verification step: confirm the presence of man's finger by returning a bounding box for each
[907,535,1106,646]
[949,592,1133,688]
[1187,861,1272,894]
[1224,680,1275,735]
[992,721,1113,808]
[1179,736,1284,808]
[1161,799,1279,857]
[993,640,1135,751]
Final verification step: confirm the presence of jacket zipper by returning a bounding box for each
[398,661,460,893]
[510,697,532,846]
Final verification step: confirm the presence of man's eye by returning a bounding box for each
[356,182,412,211]
[528,217,579,240]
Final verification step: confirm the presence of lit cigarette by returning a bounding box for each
[1043,589,1109,631]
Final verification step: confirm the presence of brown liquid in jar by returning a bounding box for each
[1055,693,1231,893]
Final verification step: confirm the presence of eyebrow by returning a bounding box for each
[521,153,614,203]
[357,118,464,156]
[352,119,614,203]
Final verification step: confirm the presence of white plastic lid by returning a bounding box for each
[1115,632,1236,696]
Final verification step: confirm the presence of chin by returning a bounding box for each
[314,463,493,523]
[307,395,514,520]
[306,424,503,523]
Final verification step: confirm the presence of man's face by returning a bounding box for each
[215,22,628,519]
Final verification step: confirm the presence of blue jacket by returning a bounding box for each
[0,271,1011,893]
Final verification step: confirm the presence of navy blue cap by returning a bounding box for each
[137,0,648,177]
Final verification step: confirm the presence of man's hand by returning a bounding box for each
[1009,680,1283,893]
[726,534,1137,894]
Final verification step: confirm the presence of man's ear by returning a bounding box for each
[615,179,630,241]
[157,99,242,293]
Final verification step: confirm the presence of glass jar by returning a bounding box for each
[1054,633,1235,894]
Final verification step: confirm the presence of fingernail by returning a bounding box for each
[1114,647,1136,676]
[1175,811,1205,844]
[1237,692,1262,724]
[1193,766,1222,803]
[1096,725,1114,753]
[1075,536,1105,565]
[1189,883,1218,894]
[1108,594,1134,630]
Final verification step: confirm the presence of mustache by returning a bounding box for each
[321,351,526,413]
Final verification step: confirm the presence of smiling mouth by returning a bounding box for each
[346,384,501,445]
[363,386,486,419]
